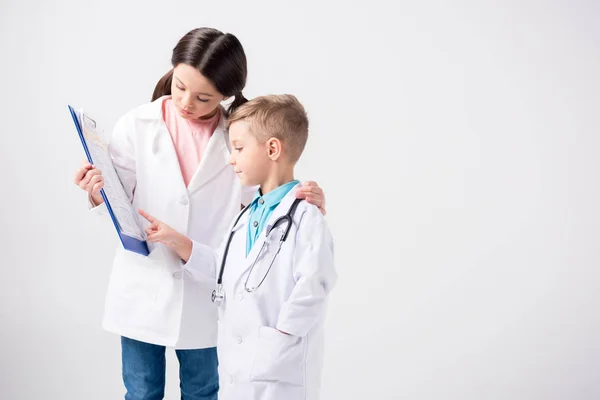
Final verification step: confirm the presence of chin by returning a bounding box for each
[238,176,256,187]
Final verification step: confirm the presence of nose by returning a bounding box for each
[229,152,235,165]
[182,92,194,108]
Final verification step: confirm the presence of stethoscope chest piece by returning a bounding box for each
[212,284,225,306]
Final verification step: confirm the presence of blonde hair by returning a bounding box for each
[227,94,308,163]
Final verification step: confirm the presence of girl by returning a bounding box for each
[73,28,326,400]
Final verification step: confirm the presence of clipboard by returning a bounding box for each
[69,105,150,256]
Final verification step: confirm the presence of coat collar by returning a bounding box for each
[134,96,165,121]
[145,96,231,196]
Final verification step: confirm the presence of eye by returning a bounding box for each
[176,85,185,91]
[197,96,209,103]
[234,147,243,152]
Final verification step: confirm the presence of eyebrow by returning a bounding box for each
[174,77,214,97]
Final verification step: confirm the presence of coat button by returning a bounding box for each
[259,198,264,205]
[237,337,243,344]
[253,221,258,227]
[179,197,189,205]
[173,271,182,279]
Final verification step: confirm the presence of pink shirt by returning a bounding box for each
[162,97,221,187]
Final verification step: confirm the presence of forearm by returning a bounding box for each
[178,237,218,282]
[171,232,193,263]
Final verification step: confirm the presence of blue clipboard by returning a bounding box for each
[69,105,149,256]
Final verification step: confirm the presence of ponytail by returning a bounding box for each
[151,69,174,102]
[227,92,248,116]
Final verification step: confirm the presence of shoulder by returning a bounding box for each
[111,97,165,138]
[296,200,324,222]
[119,97,165,124]
[294,200,331,238]
[291,200,334,260]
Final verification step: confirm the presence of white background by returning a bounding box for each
[1,1,599,399]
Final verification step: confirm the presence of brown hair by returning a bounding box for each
[152,27,248,115]
[227,94,309,163]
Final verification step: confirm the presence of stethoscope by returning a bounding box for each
[211,198,302,306]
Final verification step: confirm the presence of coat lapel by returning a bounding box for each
[186,117,231,196]
[146,99,187,196]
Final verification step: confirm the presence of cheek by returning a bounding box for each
[238,152,250,167]
[238,152,254,170]
[247,150,267,171]
[194,102,218,118]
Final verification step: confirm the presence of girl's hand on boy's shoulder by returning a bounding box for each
[138,209,193,262]
[296,181,326,216]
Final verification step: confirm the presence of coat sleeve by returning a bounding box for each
[276,209,337,337]
[181,239,220,283]
[182,224,233,283]
[88,114,137,216]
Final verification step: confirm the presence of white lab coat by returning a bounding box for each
[89,96,253,349]
[188,185,337,400]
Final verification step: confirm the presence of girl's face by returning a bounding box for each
[171,63,227,120]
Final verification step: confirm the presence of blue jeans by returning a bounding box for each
[121,336,219,400]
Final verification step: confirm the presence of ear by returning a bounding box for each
[266,138,282,161]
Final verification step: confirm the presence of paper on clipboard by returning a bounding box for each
[69,105,149,256]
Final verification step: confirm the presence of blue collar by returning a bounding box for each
[251,180,300,208]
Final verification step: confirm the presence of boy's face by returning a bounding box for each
[228,121,271,186]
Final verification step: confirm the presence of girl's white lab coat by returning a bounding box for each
[188,186,337,400]
[90,97,252,349]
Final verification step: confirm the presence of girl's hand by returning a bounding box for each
[74,161,104,206]
[296,181,326,216]
[138,209,192,262]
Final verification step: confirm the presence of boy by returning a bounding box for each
[139,94,337,400]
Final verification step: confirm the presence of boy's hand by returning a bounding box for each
[296,181,326,216]
[138,209,192,262]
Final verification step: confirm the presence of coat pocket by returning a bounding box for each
[108,247,163,302]
[249,326,306,387]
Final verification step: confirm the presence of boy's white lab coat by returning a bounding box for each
[90,97,252,349]
[188,186,337,400]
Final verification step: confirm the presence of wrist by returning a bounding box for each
[90,192,104,206]
[175,234,193,263]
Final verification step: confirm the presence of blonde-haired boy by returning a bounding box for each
[139,94,337,400]
[216,94,336,399]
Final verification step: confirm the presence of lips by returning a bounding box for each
[177,106,193,115]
